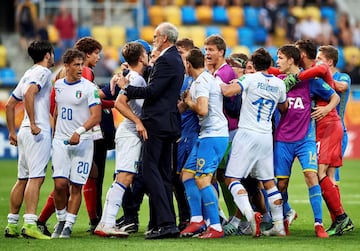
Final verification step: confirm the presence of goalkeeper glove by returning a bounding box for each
[284,73,300,93]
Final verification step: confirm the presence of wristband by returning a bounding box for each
[75,126,86,135]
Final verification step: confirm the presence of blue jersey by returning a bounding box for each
[180,75,200,137]
[333,71,351,132]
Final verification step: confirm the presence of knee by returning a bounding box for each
[304,171,318,185]
[277,179,288,192]
[54,179,68,193]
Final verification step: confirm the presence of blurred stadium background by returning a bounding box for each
[0,0,360,160]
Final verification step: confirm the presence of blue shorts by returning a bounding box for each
[183,137,228,177]
[274,138,318,178]
[177,132,198,173]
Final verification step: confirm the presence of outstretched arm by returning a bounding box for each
[220,79,242,97]
[298,64,334,88]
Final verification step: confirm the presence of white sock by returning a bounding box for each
[229,216,241,228]
[267,186,283,222]
[64,213,77,230]
[210,223,222,232]
[190,216,203,223]
[219,209,228,222]
[101,182,125,227]
[55,208,67,222]
[23,214,37,225]
[229,181,254,222]
[7,213,19,224]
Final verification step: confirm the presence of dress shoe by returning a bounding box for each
[145,225,179,239]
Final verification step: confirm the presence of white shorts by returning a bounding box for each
[52,138,94,185]
[225,129,275,181]
[115,134,142,174]
[17,127,51,179]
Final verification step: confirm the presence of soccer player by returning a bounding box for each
[4,40,54,240]
[37,37,104,234]
[204,34,238,223]
[223,48,288,237]
[94,42,149,238]
[275,44,339,238]
[315,45,354,234]
[223,54,272,236]
[108,39,153,234]
[51,48,101,238]
[175,38,198,230]
[295,39,353,236]
[180,48,229,239]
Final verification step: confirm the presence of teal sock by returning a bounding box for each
[309,185,323,224]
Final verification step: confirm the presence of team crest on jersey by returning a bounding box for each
[76,90,82,99]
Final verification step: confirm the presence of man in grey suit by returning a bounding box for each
[117,22,184,239]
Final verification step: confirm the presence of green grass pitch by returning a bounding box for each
[0,159,359,251]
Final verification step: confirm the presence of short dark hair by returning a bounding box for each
[63,48,85,64]
[186,48,204,69]
[251,48,272,71]
[295,39,317,60]
[74,37,102,54]
[318,45,338,66]
[27,40,54,64]
[122,42,146,66]
[176,38,194,50]
[204,34,226,56]
[277,45,301,66]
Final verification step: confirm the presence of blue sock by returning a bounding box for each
[281,191,291,217]
[212,181,220,197]
[183,178,202,217]
[200,185,220,225]
[334,168,340,183]
[261,188,270,213]
[309,185,323,224]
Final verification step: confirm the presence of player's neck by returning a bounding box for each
[329,66,337,74]
[191,68,205,80]
[129,64,143,74]
[214,58,226,72]
[288,65,301,75]
[35,60,48,69]
[303,59,314,70]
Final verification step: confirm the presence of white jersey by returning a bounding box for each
[12,65,52,132]
[190,71,228,138]
[238,72,286,133]
[116,70,146,137]
[53,77,101,140]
